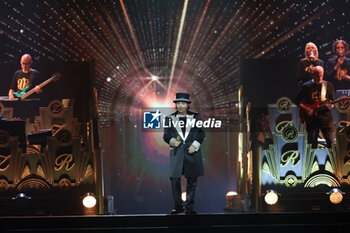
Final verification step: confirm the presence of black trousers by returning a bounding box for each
[306,115,335,149]
[170,177,197,210]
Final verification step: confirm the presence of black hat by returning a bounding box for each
[173,92,191,103]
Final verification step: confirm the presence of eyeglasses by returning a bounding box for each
[336,46,345,49]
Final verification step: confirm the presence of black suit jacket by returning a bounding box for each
[163,111,205,178]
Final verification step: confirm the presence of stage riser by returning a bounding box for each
[1,213,350,233]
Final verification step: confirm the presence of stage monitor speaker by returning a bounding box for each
[104,195,115,215]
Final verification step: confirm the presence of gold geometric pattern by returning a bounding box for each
[0,154,11,172]
[262,144,280,182]
[262,162,271,175]
[58,178,72,191]
[0,179,9,191]
[326,146,338,175]
[311,161,319,174]
[301,143,315,181]
[21,165,31,180]
[36,165,46,179]
[0,99,95,194]
[325,161,334,174]
[304,174,340,188]
[48,100,65,118]
[84,164,94,180]
[17,178,51,192]
[284,174,298,188]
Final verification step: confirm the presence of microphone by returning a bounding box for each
[310,51,314,62]
[340,51,343,57]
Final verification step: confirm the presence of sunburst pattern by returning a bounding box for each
[0,0,349,127]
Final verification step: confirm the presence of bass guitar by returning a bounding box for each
[13,73,61,100]
[299,96,350,124]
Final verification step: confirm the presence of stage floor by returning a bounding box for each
[1,211,349,233]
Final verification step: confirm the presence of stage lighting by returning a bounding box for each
[264,190,278,205]
[12,193,31,200]
[151,75,158,81]
[225,191,238,209]
[327,188,344,204]
[181,192,186,202]
[226,191,238,196]
[82,193,97,208]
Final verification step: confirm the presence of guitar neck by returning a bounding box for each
[317,97,349,105]
[20,76,55,100]
[332,98,345,104]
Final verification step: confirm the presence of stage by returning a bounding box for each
[1,1,350,231]
[1,211,349,233]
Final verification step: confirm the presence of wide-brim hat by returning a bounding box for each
[173,92,191,104]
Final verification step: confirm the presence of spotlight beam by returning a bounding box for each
[178,0,211,78]
[119,0,150,78]
[104,9,144,81]
[176,1,248,83]
[167,0,189,96]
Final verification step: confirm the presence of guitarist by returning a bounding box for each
[8,54,42,100]
[295,66,335,149]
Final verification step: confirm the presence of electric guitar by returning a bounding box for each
[299,96,350,124]
[13,73,61,100]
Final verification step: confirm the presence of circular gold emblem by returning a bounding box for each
[0,179,9,191]
[276,97,292,113]
[58,178,72,191]
[284,174,298,188]
[48,100,64,118]
[282,125,298,142]
[335,99,350,113]
[56,128,72,146]
[0,130,10,147]
[0,102,4,115]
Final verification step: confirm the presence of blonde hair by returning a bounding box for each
[304,42,319,60]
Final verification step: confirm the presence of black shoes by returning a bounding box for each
[169,207,184,215]
[185,208,197,215]
[169,207,197,215]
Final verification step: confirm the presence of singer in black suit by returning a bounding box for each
[325,40,350,90]
[296,42,324,88]
[163,93,205,215]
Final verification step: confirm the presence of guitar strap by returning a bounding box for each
[321,81,327,101]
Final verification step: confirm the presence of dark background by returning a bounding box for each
[240,58,299,108]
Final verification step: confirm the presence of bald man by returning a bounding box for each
[295,66,335,148]
[8,54,41,99]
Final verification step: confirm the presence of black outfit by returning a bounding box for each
[295,80,335,148]
[296,58,324,87]
[10,69,40,92]
[325,56,350,90]
[163,111,205,213]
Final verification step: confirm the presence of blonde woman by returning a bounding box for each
[296,42,324,88]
